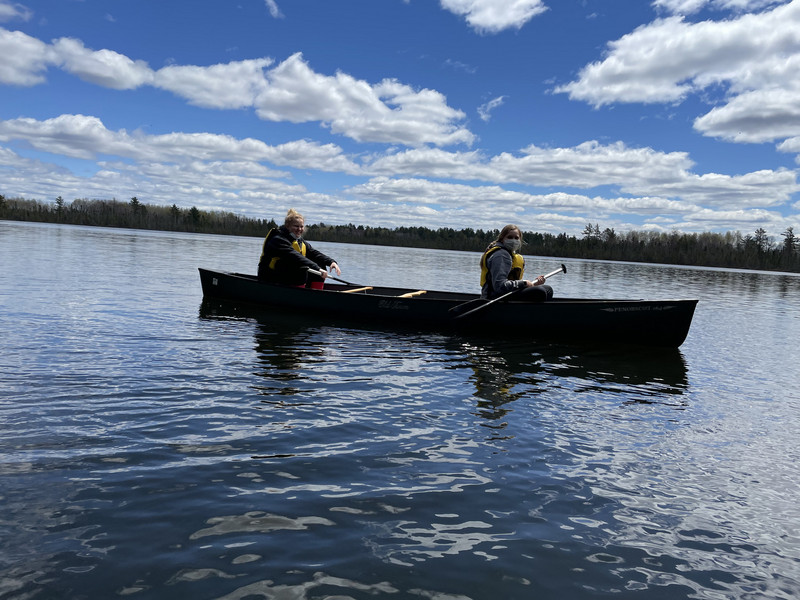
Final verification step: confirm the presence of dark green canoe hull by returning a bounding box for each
[199,268,698,348]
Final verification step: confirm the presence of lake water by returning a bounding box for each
[1,221,799,600]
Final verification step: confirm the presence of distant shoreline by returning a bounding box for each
[2,195,798,273]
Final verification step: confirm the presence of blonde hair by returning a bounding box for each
[496,224,522,241]
[284,208,304,226]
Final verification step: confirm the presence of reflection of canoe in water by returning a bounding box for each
[199,304,690,410]
[199,268,699,349]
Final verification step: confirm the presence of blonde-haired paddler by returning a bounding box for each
[258,209,341,289]
[480,224,553,301]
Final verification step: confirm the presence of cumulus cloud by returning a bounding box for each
[0,117,347,217]
[0,113,361,173]
[155,58,272,109]
[777,136,800,155]
[440,0,548,34]
[345,176,710,234]
[693,80,800,143]
[557,1,800,147]
[52,37,154,89]
[346,175,793,232]
[364,141,798,208]
[2,111,796,233]
[0,28,53,85]
[0,29,473,147]
[368,142,691,190]
[253,52,474,146]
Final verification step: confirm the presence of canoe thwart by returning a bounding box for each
[342,286,373,294]
[398,290,426,298]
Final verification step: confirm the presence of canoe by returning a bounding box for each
[198,268,698,348]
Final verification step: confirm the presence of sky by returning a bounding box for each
[1,0,800,240]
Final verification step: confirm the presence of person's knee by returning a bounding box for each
[522,284,552,302]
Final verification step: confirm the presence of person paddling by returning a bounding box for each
[257,208,341,288]
[480,224,553,301]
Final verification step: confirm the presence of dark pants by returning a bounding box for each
[518,284,553,302]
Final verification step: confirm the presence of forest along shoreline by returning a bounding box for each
[2,194,799,273]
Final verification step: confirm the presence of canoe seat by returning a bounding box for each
[398,290,426,298]
[342,286,373,294]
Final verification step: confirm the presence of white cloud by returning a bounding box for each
[653,0,785,15]
[364,141,798,208]
[440,0,548,34]
[777,136,800,155]
[1,114,795,228]
[653,0,708,12]
[693,80,800,143]
[0,113,361,173]
[345,176,712,235]
[345,175,795,232]
[626,169,798,206]
[2,133,793,233]
[0,29,474,147]
[557,1,800,149]
[681,206,787,232]
[0,28,53,85]
[0,1,32,22]
[264,0,283,19]
[154,59,272,109]
[53,37,154,90]
[371,142,691,189]
[254,53,474,147]
[478,96,506,121]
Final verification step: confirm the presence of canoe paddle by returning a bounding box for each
[306,267,357,286]
[452,263,567,320]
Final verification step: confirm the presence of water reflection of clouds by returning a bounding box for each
[198,571,402,600]
[366,517,512,565]
[190,511,335,539]
[543,411,800,598]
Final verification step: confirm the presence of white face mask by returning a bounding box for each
[503,238,521,253]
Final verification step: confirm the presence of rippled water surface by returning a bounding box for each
[2,221,799,599]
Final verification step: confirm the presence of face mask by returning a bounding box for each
[503,238,521,253]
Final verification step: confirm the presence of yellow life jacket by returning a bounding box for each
[480,243,525,287]
[260,228,306,271]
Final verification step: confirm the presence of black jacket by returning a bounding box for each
[257,226,336,285]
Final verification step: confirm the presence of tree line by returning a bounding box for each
[1,194,275,237]
[2,194,798,273]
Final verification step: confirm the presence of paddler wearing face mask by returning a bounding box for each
[479,224,553,301]
[257,208,341,288]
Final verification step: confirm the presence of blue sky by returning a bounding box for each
[1,0,799,240]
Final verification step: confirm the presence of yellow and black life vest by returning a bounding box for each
[480,243,525,287]
[260,227,306,271]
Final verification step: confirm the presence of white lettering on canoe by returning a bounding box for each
[377,300,409,311]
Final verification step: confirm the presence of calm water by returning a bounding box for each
[1,221,799,600]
